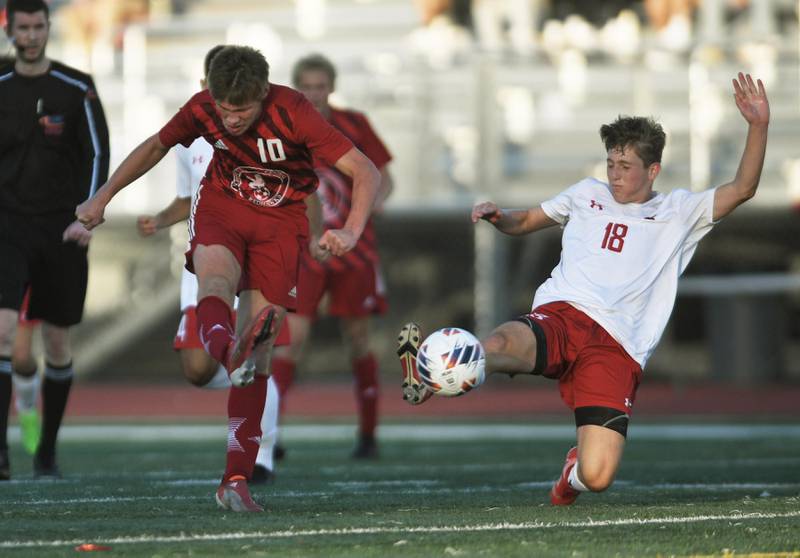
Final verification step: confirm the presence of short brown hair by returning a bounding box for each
[600,116,666,167]
[203,45,226,79]
[207,46,269,105]
[291,53,336,88]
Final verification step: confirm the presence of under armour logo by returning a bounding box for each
[531,312,549,321]
[192,155,205,165]
[590,200,604,210]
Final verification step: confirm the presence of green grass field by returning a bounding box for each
[2,423,799,557]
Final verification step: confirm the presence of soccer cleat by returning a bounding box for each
[250,464,275,485]
[273,444,286,461]
[351,434,378,460]
[397,322,433,405]
[19,408,41,455]
[33,453,62,480]
[215,476,263,512]
[550,446,580,506]
[227,307,276,388]
[0,449,9,481]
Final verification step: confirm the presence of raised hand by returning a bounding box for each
[732,72,769,127]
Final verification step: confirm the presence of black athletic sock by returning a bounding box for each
[0,358,11,452]
[37,362,74,462]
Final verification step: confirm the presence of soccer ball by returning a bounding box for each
[417,327,486,397]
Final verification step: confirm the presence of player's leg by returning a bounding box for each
[35,322,74,478]
[252,374,279,484]
[550,323,640,505]
[264,313,309,463]
[192,243,246,381]
[342,316,379,459]
[174,306,228,387]
[217,288,285,511]
[550,420,627,506]
[271,313,312,408]
[330,264,386,458]
[0,223,30,480]
[267,255,323,460]
[11,318,40,455]
[399,318,540,406]
[29,222,88,479]
[0,309,17,481]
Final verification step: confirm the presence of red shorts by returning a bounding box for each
[524,301,642,415]
[174,306,290,350]
[297,255,388,319]
[186,186,308,311]
[18,287,41,326]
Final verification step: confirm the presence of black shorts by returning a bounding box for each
[0,211,88,327]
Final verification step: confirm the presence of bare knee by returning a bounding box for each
[577,458,617,492]
[180,350,218,387]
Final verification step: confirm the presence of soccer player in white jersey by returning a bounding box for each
[136,45,281,484]
[398,73,769,505]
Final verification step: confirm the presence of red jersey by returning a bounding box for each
[158,85,353,214]
[312,108,392,271]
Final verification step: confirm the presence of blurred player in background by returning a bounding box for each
[268,54,394,460]
[136,45,282,484]
[76,45,380,512]
[399,73,770,506]
[0,0,109,480]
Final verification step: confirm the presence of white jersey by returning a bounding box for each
[176,138,213,311]
[533,177,716,368]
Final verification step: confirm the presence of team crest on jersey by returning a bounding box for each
[590,199,604,210]
[38,114,65,136]
[230,166,290,207]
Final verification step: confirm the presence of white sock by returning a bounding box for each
[255,375,280,470]
[203,364,231,390]
[13,372,39,413]
[568,462,590,492]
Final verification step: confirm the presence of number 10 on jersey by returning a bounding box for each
[601,222,628,253]
[257,137,286,163]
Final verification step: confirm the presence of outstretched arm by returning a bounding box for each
[471,202,557,235]
[713,73,770,221]
[76,134,171,230]
[319,147,380,256]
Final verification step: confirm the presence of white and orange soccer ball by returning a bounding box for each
[417,327,486,397]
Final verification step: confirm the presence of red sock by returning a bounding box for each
[224,375,267,480]
[271,357,295,414]
[353,353,379,437]
[196,296,234,366]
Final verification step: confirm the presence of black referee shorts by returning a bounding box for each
[0,211,88,327]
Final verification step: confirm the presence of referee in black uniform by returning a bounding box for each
[0,0,109,480]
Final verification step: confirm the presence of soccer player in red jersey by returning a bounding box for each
[76,46,380,512]
[269,54,394,460]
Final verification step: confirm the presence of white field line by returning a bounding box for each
[9,481,800,506]
[2,511,799,549]
[7,424,800,442]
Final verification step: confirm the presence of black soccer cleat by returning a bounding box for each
[250,464,276,485]
[33,453,62,480]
